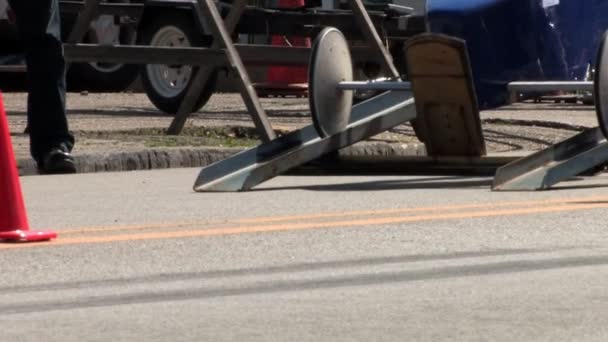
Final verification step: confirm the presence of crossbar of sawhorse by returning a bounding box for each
[193,91,416,192]
[167,0,276,142]
[492,127,608,191]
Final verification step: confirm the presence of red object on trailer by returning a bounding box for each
[0,92,57,242]
[256,0,310,97]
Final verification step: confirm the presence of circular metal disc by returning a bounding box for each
[309,27,353,137]
[595,30,608,139]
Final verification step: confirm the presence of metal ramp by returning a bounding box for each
[194,91,416,192]
[493,31,608,191]
[492,128,608,191]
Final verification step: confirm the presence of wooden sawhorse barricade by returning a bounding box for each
[62,0,419,141]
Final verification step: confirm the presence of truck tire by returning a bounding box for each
[137,11,217,114]
[68,60,139,92]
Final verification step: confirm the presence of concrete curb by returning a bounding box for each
[17,142,428,176]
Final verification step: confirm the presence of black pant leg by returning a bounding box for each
[8,0,74,162]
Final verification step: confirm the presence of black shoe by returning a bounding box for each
[38,145,76,175]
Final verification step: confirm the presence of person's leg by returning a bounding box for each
[8,0,75,173]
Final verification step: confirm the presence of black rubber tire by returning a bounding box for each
[67,62,139,92]
[137,11,217,114]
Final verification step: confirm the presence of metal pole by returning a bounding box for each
[507,81,594,93]
[337,81,411,91]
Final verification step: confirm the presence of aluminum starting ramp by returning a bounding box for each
[194,91,416,192]
[492,31,608,191]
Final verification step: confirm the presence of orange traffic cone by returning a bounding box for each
[0,92,57,242]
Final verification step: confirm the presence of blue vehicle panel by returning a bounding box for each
[426,0,608,108]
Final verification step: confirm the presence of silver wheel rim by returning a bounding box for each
[145,26,193,98]
[309,27,353,137]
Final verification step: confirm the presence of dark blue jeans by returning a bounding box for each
[8,0,74,162]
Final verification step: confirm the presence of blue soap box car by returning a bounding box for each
[425,0,608,108]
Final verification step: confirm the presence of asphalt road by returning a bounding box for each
[3,169,608,341]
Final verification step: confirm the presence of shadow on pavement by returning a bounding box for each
[0,246,601,315]
[256,176,493,192]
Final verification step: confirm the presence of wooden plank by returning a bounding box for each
[60,1,143,17]
[64,44,227,65]
[406,34,486,157]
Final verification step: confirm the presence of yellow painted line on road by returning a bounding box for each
[60,220,222,235]
[1,201,608,250]
[233,196,608,223]
[58,196,608,235]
